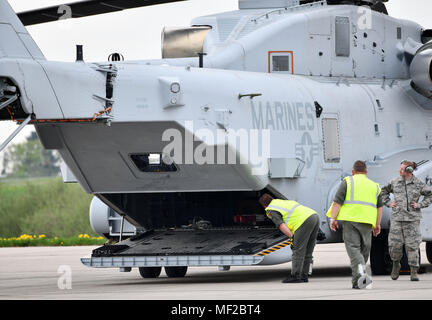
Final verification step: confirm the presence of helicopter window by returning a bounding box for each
[335,16,350,57]
[268,51,293,74]
[272,56,289,72]
[130,153,177,173]
[322,118,340,163]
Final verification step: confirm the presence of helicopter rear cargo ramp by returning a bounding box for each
[81,228,292,268]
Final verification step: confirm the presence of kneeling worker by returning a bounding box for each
[259,194,320,283]
[327,160,383,289]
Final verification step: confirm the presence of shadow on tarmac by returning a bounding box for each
[102,263,432,286]
[106,265,355,286]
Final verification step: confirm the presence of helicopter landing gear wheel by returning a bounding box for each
[427,242,432,264]
[426,241,432,263]
[370,229,392,275]
[165,266,188,278]
[139,267,162,278]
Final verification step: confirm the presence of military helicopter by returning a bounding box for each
[1,0,432,278]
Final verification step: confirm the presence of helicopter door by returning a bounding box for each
[319,114,343,226]
[320,114,342,170]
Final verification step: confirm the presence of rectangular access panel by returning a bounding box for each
[335,16,350,57]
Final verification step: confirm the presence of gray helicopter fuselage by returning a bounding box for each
[2,0,432,250]
[30,61,432,242]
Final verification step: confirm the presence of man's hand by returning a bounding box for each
[389,201,398,208]
[330,219,339,232]
[373,225,381,237]
[411,201,420,209]
[279,223,294,239]
[329,202,341,232]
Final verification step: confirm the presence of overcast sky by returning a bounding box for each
[2,0,432,147]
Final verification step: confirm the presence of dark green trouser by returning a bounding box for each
[342,221,372,285]
[291,214,320,277]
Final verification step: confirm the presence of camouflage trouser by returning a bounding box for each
[388,220,422,268]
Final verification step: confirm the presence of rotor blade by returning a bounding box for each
[371,2,388,15]
[17,0,188,26]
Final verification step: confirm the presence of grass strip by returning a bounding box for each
[0,234,106,247]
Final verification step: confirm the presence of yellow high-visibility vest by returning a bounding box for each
[326,174,380,228]
[265,199,317,234]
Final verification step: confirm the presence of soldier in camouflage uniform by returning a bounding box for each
[381,161,432,281]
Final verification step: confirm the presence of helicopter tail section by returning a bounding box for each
[0,1,66,125]
[0,0,45,60]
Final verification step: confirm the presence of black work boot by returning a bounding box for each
[301,274,309,282]
[282,275,303,283]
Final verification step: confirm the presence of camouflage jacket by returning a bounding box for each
[381,175,432,221]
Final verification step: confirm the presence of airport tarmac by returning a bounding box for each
[0,243,431,300]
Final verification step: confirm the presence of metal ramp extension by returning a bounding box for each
[81,228,290,268]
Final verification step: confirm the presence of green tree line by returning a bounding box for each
[0,177,96,238]
[0,132,96,238]
[2,131,60,178]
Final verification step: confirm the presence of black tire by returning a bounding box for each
[165,266,188,278]
[419,248,422,269]
[139,267,162,278]
[370,229,392,275]
[426,242,432,264]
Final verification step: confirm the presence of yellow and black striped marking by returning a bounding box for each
[255,240,292,256]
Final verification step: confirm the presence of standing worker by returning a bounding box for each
[259,194,320,283]
[381,160,432,281]
[327,160,383,289]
